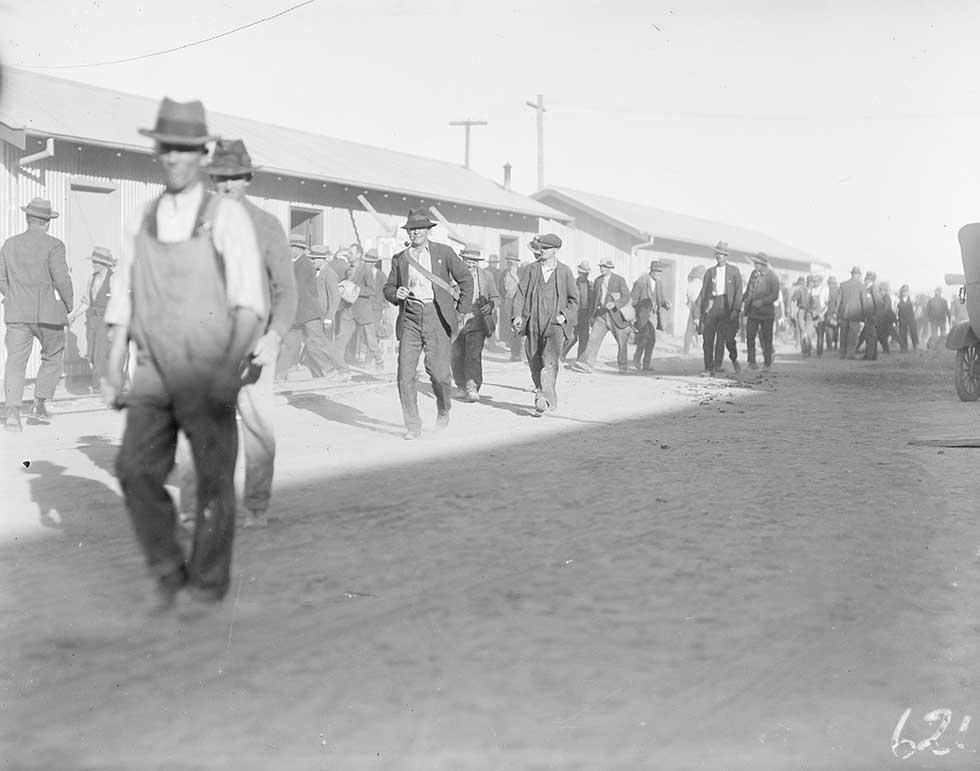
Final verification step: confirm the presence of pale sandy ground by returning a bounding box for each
[2,336,980,770]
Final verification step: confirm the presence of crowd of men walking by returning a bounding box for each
[0,96,962,615]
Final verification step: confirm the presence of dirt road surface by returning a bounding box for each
[3,339,980,770]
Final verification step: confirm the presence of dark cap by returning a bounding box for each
[531,233,563,249]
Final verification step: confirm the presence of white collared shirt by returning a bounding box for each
[714,265,727,296]
[540,260,557,283]
[407,243,435,302]
[106,182,267,326]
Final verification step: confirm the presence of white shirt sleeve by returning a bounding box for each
[212,198,268,320]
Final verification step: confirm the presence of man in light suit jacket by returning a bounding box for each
[571,257,632,373]
[335,248,386,370]
[630,259,671,371]
[696,241,744,376]
[383,210,474,439]
[513,234,579,413]
[1,198,74,431]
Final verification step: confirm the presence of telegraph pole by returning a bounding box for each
[448,118,488,169]
[525,94,545,190]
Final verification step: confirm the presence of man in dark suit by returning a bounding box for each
[451,243,500,401]
[630,259,672,371]
[383,210,473,439]
[512,234,579,413]
[561,260,593,362]
[741,252,780,369]
[310,245,340,338]
[1,197,74,431]
[696,241,743,376]
[571,258,632,373]
[835,265,865,359]
[334,248,386,370]
[276,237,349,381]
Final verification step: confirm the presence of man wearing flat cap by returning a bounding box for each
[696,241,744,376]
[571,257,632,374]
[334,248,386,371]
[68,246,118,392]
[512,234,579,413]
[741,252,780,369]
[451,243,500,401]
[1,197,74,431]
[103,98,267,611]
[630,259,672,371]
[383,209,473,439]
[835,265,866,359]
[561,260,593,362]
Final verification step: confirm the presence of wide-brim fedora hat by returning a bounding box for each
[598,258,616,269]
[576,260,591,272]
[752,251,770,266]
[208,138,261,177]
[362,248,381,263]
[461,242,485,260]
[139,97,218,146]
[648,259,664,272]
[89,246,115,267]
[21,197,59,220]
[289,235,309,249]
[402,209,437,230]
[713,241,729,255]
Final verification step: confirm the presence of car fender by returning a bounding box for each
[945,321,980,350]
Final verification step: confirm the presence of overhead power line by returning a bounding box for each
[14,0,317,70]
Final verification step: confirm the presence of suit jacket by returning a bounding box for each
[0,228,73,324]
[292,254,321,326]
[836,277,865,322]
[630,273,669,311]
[245,199,297,341]
[465,265,501,337]
[697,264,743,318]
[589,272,632,329]
[383,241,474,339]
[351,262,386,325]
[514,260,580,339]
[316,264,340,322]
[742,267,780,320]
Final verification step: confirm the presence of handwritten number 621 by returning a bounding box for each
[892,707,971,759]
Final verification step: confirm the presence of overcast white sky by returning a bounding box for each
[3,0,979,291]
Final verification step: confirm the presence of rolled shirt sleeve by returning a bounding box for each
[212,199,268,321]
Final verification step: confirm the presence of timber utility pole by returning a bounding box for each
[525,93,545,190]
[448,118,487,169]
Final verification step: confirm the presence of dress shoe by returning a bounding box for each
[465,388,479,402]
[569,360,592,373]
[5,407,23,432]
[403,429,421,441]
[30,399,50,420]
[241,509,269,529]
[435,412,450,431]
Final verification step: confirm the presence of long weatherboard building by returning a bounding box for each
[0,68,567,379]
[533,186,830,334]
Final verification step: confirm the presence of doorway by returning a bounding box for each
[290,207,323,247]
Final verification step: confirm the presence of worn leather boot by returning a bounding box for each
[5,407,22,432]
[30,398,50,420]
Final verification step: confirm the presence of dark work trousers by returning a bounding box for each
[116,378,239,599]
[335,311,383,367]
[397,301,452,433]
[560,321,590,361]
[276,319,346,379]
[702,297,737,371]
[451,326,487,391]
[526,326,564,408]
[824,322,838,351]
[861,320,879,360]
[839,320,860,358]
[877,320,893,354]
[898,318,918,351]
[581,312,630,370]
[4,322,65,407]
[633,320,657,369]
[85,312,110,387]
[745,317,774,366]
[814,321,826,357]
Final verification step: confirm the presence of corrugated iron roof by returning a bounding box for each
[534,185,824,267]
[0,68,567,221]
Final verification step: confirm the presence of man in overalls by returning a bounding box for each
[103,99,267,612]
